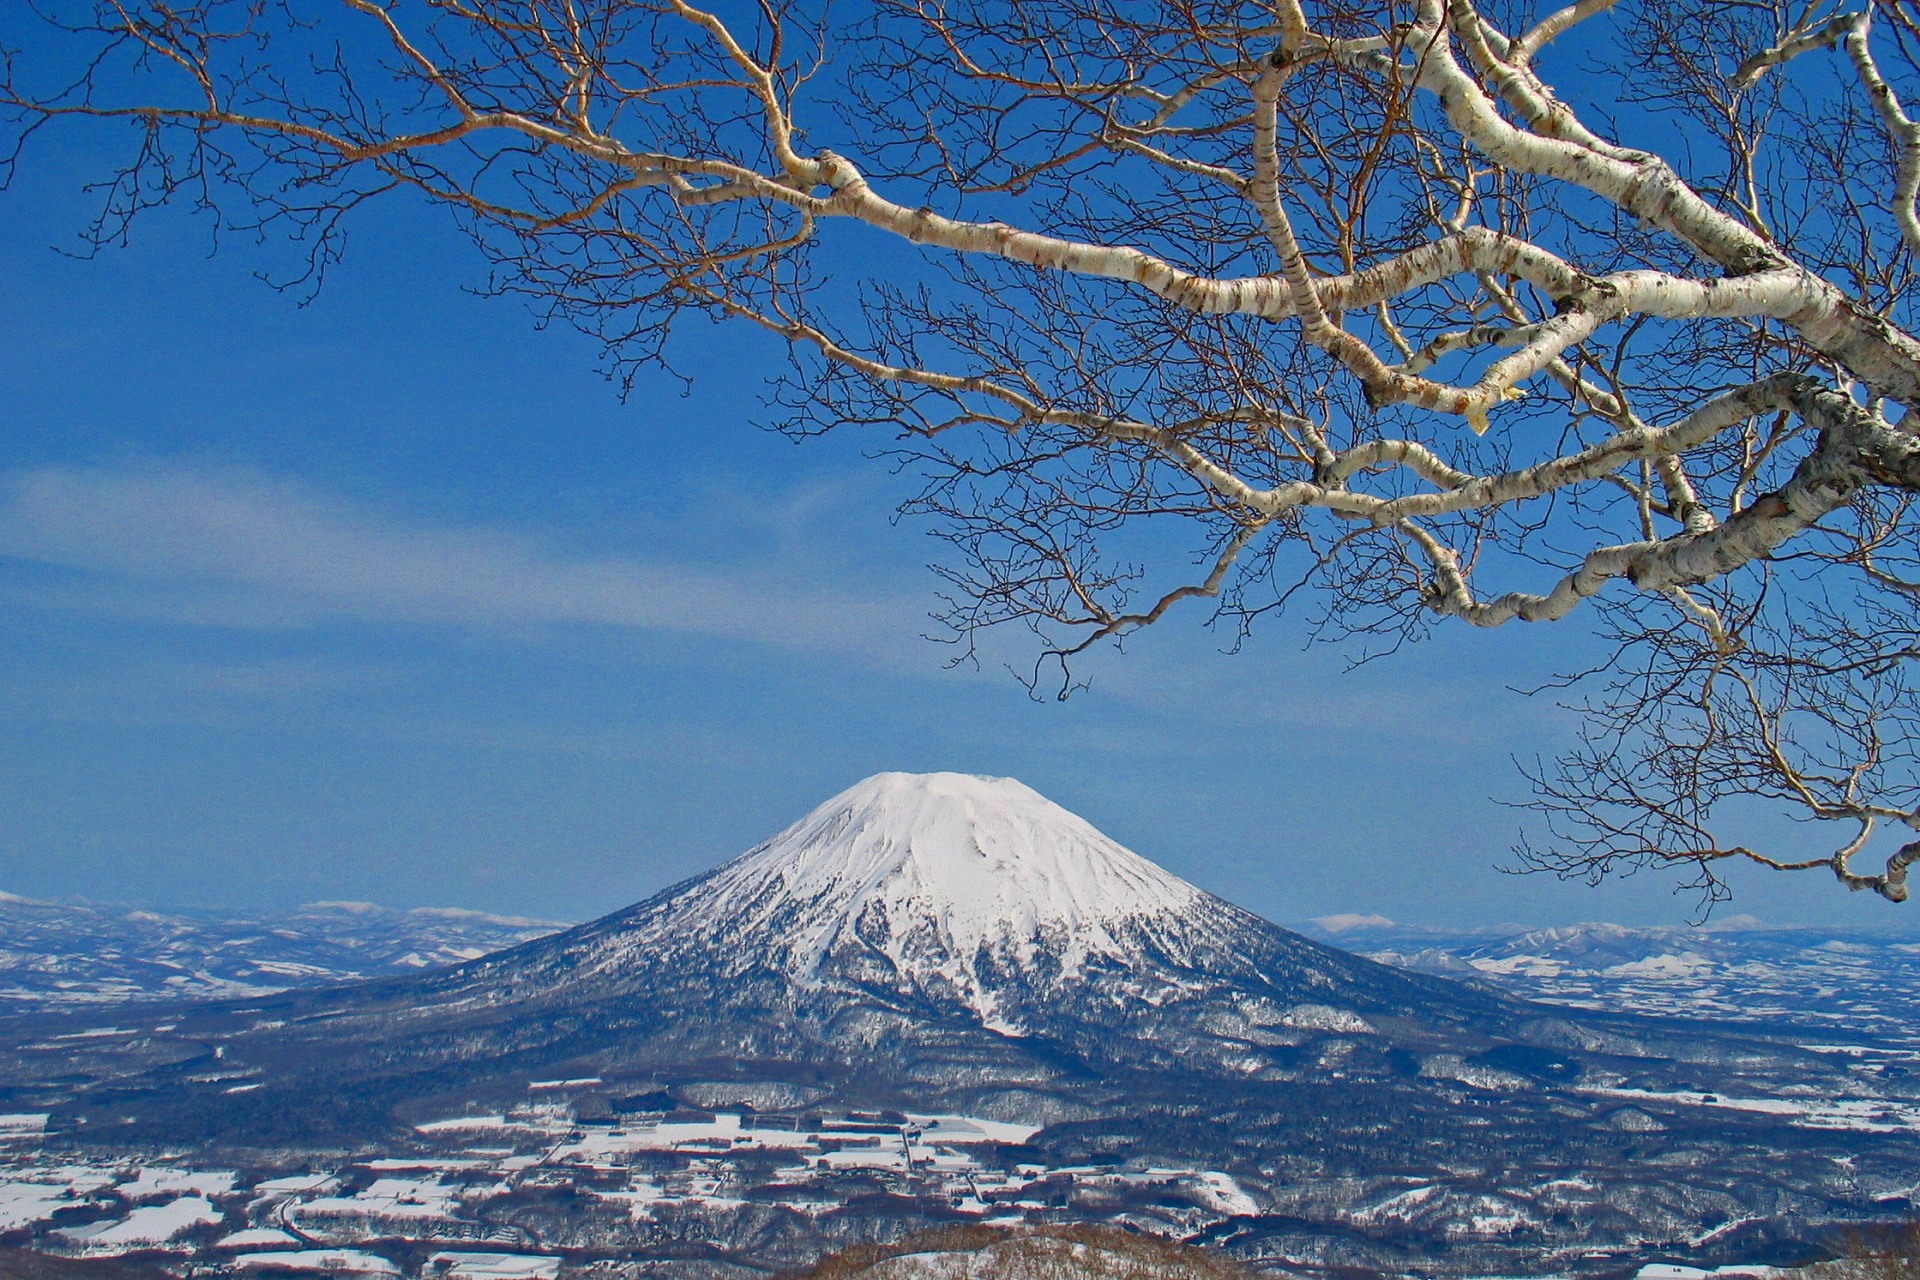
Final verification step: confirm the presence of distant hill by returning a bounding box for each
[9,848,1918,1054]
[0,893,564,1011]
[1291,915,1920,1046]
[794,1225,1257,1280]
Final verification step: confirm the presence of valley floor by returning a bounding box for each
[1,1069,1906,1280]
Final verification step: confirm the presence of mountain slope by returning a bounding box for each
[5,773,1920,1280]
[0,773,1831,1128]
[475,771,1515,1050]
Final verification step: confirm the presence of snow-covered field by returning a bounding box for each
[0,1094,1255,1268]
[1583,1087,1920,1134]
[230,1248,401,1274]
[0,1076,1827,1277]
[56,1195,221,1249]
[430,1251,562,1279]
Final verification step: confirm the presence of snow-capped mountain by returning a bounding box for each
[9,771,1527,1129]
[544,772,1369,1038]
[7,773,1920,1279]
[386,770,1537,1086]
[691,771,1210,990]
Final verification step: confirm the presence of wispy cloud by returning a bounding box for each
[0,463,922,656]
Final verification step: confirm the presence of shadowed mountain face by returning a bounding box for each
[5,774,1920,1277]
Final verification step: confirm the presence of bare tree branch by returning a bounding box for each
[13,0,1920,903]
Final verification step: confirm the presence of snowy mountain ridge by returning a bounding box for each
[570,772,1230,1033]
[0,894,564,1011]
[702,772,1204,964]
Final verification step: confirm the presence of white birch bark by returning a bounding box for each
[16,0,1920,898]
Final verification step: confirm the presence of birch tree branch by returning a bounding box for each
[13,0,1920,903]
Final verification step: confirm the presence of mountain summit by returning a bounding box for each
[701,771,1206,967]
[633,772,1212,1029]
[515,769,1470,1044]
[419,768,1524,1059]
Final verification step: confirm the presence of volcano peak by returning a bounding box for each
[710,771,1205,958]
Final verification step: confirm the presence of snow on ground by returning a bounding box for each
[906,1144,983,1174]
[1583,1087,1920,1133]
[549,1113,1036,1174]
[1353,1184,1442,1224]
[542,1110,1039,1167]
[1054,1168,1261,1218]
[1471,956,1565,979]
[814,1146,910,1172]
[216,1227,304,1249]
[1534,1177,1599,1194]
[364,1157,496,1171]
[1188,1171,1261,1216]
[43,1164,122,1195]
[855,1235,1226,1280]
[1446,1196,1540,1239]
[230,1249,400,1274]
[600,1178,746,1215]
[856,1249,974,1279]
[57,1195,222,1251]
[1604,955,1714,979]
[0,1114,48,1138]
[556,1113,812,1161]
[908,1114,1043,1144]
[1688,1217,1766,1247]
[1280,1004,1375,1033]
[416,1115,513,1133]
[429,1251,562,1279]
[296,1176,463,1220]
[118,1165,237,1200]
[244,961,331,978]
[415,1115,551,1135]
[250,1173,341,1197]
[0,1180,75,1231]
[1801,1045,1886,1055]
[595,1185,665,1222]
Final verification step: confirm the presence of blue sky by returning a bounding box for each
[0,119,1906,932]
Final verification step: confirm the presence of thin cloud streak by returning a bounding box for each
[0,463,921,657]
